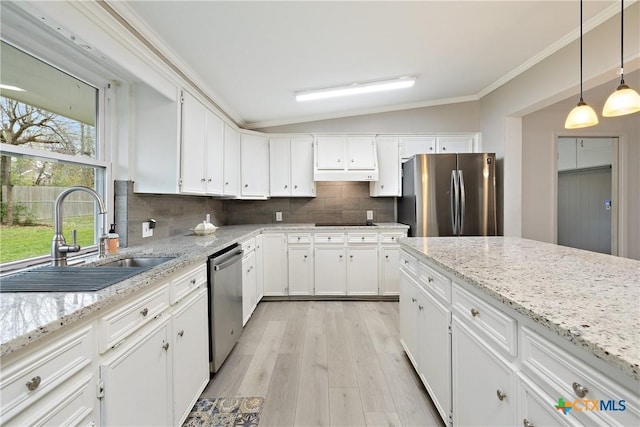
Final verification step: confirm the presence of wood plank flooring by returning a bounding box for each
[200,301,444,427]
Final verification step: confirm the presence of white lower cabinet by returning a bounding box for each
[255,234,264,301]
[452,316,516,427]
[172,288,209,426]
[380,247,401,295]
[262,232,288,296]
[242,249,257,326]
[288,246,313,295]
[517,373,577,427]
[346,246,378,295]
[100,319,172,427]
[399,271,420,368]
[314,246,346,295]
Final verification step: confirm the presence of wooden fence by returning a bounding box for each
[1,186,96,221]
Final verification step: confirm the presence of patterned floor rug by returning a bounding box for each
[182,397,264,427]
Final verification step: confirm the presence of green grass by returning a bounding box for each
[0,216,95,264]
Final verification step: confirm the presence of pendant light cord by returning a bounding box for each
[620,0,625,85]
[579,0,584,102]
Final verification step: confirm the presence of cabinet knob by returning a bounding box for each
[361,236,365,241]
[351,159,354,162]
[201,178,206,182]
[350,255,354,259]
[339,254,343,259]
[328,237,332,241]
[207,178,212,182]
[178,329,185,337]
[225,182,229,185]
[496,389,507,401]
[381,184,385,189]
[244,184,248,188]
[337,158,341,162]
[294,185,298,189]
[572,382,589,398]
[428,276,434,283]
[411,297,417,303]
[418,305,424,310]
[385,255,389,259]
[297,237,301,241]
[442,147,447,151]
[140,307,149,317]
[470,308,479,317]
[26,376,41,391]
[304,255,308,259]
[190,278,196,285]
[523,419,535,427]
[162,342,170,351]
[284,185,288,188]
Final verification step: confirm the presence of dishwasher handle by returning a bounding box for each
[213,250,243,271]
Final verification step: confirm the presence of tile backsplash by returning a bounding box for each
[116,181,395,247]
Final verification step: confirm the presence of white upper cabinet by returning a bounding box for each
[240,133,269,198]
[436,136,475,153]
[370,137,400,197]
[557,137,614,171]
[400,136,437,159]
[401,134,478,161]
[223,124,240,197]
[270,137,315,197]
[314,136,378,181]
[180,91,224,195]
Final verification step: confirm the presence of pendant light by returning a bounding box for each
[602,0,640,117]
[565,0,599,129]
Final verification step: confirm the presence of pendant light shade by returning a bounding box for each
[565,0,598,129]
[602,0,640,117]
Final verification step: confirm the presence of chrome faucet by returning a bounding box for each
[51,186,108,266]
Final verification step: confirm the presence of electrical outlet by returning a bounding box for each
[366,210,374,221]
[275,212,283,222]
[142,222,153,238]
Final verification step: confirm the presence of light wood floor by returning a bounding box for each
[201,301,444,427]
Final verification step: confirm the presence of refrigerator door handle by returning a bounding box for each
[458,170,466,235]
[450,170,459,234]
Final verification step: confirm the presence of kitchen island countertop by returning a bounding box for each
[399,236,640,381]
[0,222,408,358]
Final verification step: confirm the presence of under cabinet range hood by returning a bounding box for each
[313,136,379,181]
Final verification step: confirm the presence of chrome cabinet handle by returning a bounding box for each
[178,330,185,337]
[140,307,149,317]
[496,389,507,401]
[523,419,534,427]
[162,342,170,351]
[470,308,479,317]
[572,382,589,398]
[26,376,41,391]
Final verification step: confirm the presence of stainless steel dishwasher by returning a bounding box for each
[207,243,244,373]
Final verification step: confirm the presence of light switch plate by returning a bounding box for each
[366,210,374,220]
[275,212,283,222]
[142,222,153,238]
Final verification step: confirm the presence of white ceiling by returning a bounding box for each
[117,1,622,129]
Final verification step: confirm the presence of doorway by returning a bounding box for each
[556,137,618,255]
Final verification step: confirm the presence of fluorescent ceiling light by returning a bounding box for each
[296,77,415,102]
[0,83,26,92]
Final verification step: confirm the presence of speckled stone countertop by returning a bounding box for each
[399,236,640,381]
[0,223,407,358]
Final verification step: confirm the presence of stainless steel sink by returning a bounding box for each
[100,257,175,268]
[0,257,175,293]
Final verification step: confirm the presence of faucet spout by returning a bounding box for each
[51,186,107,266]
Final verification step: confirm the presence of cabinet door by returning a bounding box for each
[205,110,224,195]
[557,138,577,171]
[223,124,240,197]
[255,234,264,302]
[314,247,346,295]
[399,272,419,367]
[437,136,474,153]
[518,375,575,427]
[241,134,269,197]
[380,247,400,295]
[262,234,288,296]
[452,317,516,427]
[401,136,436,160]
[346,246,378,295]
[172,289,209,426]
[370,137,400,196]
[576,137,614,168]
[346,136,376,170]
[100,321,171,427]
[316,136,345,170]
[180,91,206,194]
[290,137,315,196]
[269,138,291,196]
[288,246,313,295]
[242,251,257,325]
[417,286,451,424]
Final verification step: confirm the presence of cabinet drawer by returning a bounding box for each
[380,232,404,244]
[0,326,93,424]
[99,284,169,352]
[241,237,256,253]
[399,250,418,277]
[452,284,517,357]
[347,232,378,244]
[314,232,345,244]
[419,262,452,304]
[288,232,312,244]
[170,264,207,305]
[520,327,640,427]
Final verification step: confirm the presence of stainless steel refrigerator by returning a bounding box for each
[398,153,497,237]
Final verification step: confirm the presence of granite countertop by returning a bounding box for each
[0,222,408,357]
[399,236,640,381]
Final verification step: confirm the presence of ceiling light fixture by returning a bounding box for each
[565,0,599,129]
[602,0,640,117]
[295,77,415,102]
